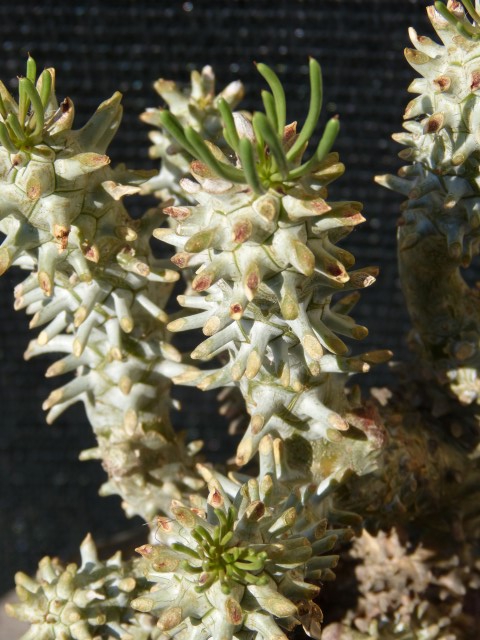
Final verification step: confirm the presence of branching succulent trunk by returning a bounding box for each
[377,0,480,413]
[152,60,390,482]
[0,60,202,523]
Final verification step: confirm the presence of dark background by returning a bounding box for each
[0,0,432,595]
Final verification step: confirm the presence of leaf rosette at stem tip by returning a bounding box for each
[156,58,341,196]
[0,54,126,291]
[0,55,53,154]
[132,435,356,640]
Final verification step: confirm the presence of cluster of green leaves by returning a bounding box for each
[0,55,53,152]
[158,58,340,193]
[172,506,269,595]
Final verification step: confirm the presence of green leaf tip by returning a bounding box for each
[38,68,53,108]
[261,89,278,131]
[0,55,54,153]
[255,61,286,135]
[157,109,198,157]
[19,77,45,138]
[287,57,323,160]
[26,54,36,84]
[218,97,240,150]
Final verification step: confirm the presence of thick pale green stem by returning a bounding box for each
[398,231,477,364]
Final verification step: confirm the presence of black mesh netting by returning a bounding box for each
[0,0,434,595]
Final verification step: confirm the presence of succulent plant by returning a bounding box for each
[152,58,390,467]
[5,6,480,638]
[132,435,355,640]
[0,58,203,521]
[5,534,159,640]
[376,0,480,412]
